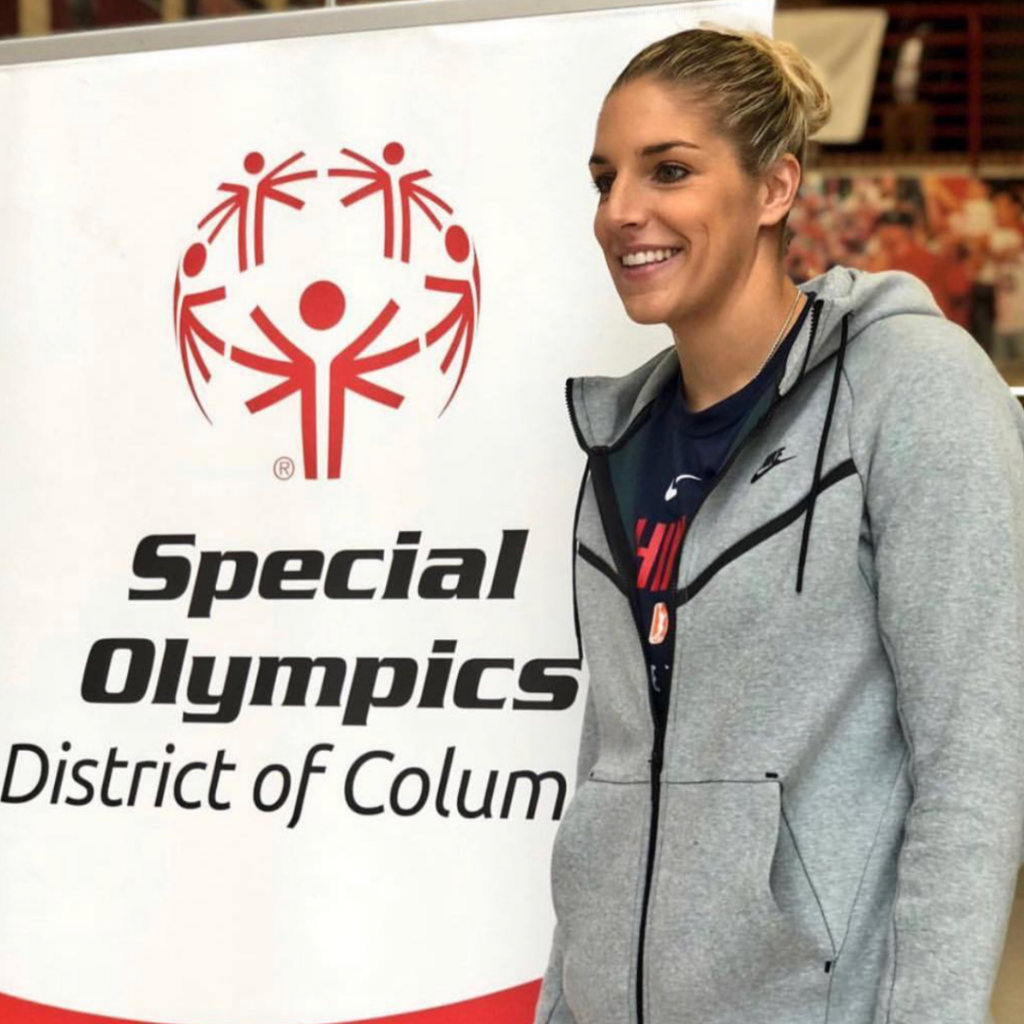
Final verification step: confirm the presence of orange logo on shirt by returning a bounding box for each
[649,601,669,644]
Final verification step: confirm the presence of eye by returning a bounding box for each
[589,163,690,198]
[656,163,690,183]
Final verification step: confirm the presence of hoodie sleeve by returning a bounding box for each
[849,320,1024,1024]
[532,677,600,1024]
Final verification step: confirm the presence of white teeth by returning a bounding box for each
[621,248,681,267]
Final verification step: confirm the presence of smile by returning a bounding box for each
[618,248,683,279]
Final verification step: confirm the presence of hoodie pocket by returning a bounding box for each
[644,780,833,1024]
[550,778,649,1024]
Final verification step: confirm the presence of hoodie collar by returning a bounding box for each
[566,266,944,454]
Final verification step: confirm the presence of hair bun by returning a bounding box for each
[766,36,833,140]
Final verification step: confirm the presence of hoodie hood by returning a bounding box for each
[566,266,945,454]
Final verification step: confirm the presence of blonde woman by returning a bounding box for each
[535,27,1024,1024]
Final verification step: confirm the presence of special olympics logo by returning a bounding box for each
[172,143,481,480]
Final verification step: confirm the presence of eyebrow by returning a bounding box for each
[588,140,700,166]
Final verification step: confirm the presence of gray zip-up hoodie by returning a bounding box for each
[534,265,1024,1024]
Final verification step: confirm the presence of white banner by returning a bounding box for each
[0,2,771,1021]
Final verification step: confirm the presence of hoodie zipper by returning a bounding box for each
[566,300,824,1024]
[632,400,786,1024]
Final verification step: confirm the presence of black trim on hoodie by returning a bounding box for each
[576,540,630,598]
[574,456,858,604]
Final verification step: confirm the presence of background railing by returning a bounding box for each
[781,0,1024,167]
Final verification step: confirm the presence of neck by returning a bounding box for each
[669,269,806,414]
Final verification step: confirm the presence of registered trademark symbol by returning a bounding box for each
[274,456,295,480]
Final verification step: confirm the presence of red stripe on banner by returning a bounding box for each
[0,980,542,1024]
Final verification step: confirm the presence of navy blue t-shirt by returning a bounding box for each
[631,294,815,722]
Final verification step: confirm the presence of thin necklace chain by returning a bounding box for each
[751,288,803,381]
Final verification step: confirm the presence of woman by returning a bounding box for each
[535,26,1024,1024]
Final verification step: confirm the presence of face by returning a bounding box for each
[590,78,771,330]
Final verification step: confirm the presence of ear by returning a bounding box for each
[757,154,802,229]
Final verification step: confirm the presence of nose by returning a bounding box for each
[601,173,648,229]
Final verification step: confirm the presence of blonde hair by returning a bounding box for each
[608,26,832,179]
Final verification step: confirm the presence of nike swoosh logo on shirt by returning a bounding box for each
[665,473,702,501]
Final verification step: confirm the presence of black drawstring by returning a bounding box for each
[796,311,851,593]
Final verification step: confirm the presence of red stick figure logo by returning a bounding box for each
[172,143,482,480]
